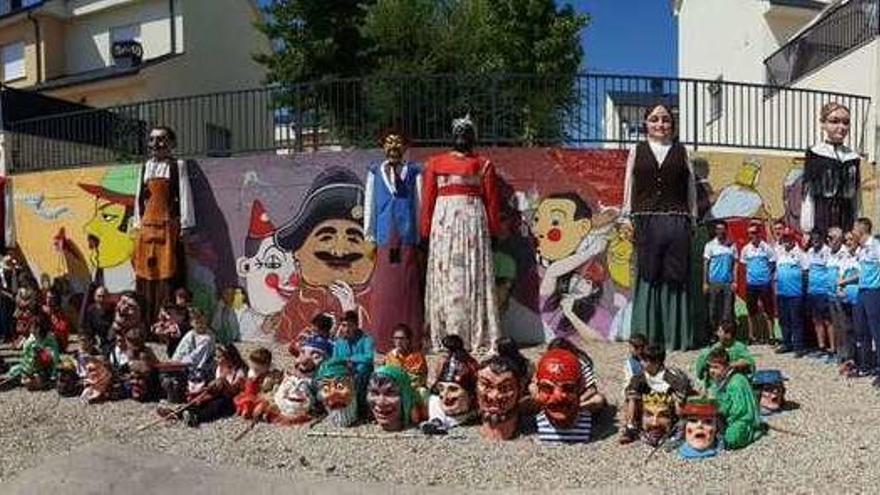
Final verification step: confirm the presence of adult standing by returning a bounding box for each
[132,126,195,325]
[801,102,861,234]
[421,115,501,354]
[622,103,698,350]
[364,132,424,353]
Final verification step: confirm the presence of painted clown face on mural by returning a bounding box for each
[275,168,373,289]
[533,194,593,263]
[236,200,296,316]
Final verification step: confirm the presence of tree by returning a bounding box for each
[254,0,589,146]
[254,0,375,83]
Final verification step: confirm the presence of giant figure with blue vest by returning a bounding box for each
[363,132,424,353]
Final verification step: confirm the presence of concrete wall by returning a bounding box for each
[11,147,873,348]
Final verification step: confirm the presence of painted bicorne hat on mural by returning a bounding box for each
[77,164,140,206]
[274,167,364,252]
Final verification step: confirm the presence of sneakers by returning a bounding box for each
[619,426,640,445]
[775,346,792,354]
[182,410,199,428]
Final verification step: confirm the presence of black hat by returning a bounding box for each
[275,167,365,252]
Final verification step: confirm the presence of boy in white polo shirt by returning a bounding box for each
[775,227,809,357]
[703,221,738,337]
[740,224,775,344]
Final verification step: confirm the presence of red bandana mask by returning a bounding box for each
[534,349,582,428]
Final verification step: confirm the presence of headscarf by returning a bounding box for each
[372,364,418,427]
[302,334,333,358]
[315,357,352,383]
[536,348,581,385]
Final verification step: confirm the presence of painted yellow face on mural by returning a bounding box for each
[533,198,592,262]
[84,200,134,269]
[294,219,373,288]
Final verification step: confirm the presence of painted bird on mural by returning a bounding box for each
[17,194,70,220]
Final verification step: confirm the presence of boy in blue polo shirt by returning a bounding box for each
[775,228,808,357]
[828,228,857,367]
[806,229,834,360]
[853,218,880,385]
[703,221,738,336]
[740,224,776,344]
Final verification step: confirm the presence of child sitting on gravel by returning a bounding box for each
[234,347,280,419]
[619,344,693,444]
[171,308,216,377]
[383,323,428,399]
[706,348,763,449]
[184,344,248,427]
[694,320,755,390]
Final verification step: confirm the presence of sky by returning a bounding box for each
[573,0,678,76]
[256,0,679,77]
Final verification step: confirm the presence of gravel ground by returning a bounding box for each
[2,340,879,493]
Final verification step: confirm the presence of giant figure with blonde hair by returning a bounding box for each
[801,102,861,233]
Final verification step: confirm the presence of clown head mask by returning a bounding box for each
[753,370,787,415]
[274,373,315,424]
[641,392,676,447]
[316,358,358,427]
[368,365,418,432]
[533,349,583,430]
[476,345,528,441]
[679,399,720,459]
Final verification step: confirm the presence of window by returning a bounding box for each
[2,42,24,82]
[111,23,141,44]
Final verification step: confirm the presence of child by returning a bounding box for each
[151,303,186,359]
[740,224,776,343]
[694,320,755,390]
[234,347,276,419]
[806,229,835,360]
[184,344,248,427]
[828,228,856,367]
[706,348,763,449]
[619,344,693,444]
[703,220,738,334]
[123,327,159,401]
[853,218,880,385]
[333,310,375,413]
[622,333,647,386]
[42,289,71,353]
[2,315,59,391]
[289,313,334,356]
[383,324,428,397]
[837,231,861,373]
[775,228,809,357]
[171,308,216,377]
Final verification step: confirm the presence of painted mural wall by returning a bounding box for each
[11,148,876,347]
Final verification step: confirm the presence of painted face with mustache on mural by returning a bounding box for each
[294,219,372,288]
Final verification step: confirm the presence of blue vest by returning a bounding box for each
[368,162,421,246]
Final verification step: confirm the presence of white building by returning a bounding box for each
[674,0,876,158]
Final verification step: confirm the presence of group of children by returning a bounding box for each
[703,217,880,382]
[620,322,773,457]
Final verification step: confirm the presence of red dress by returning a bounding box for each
[234,373,268,419]
[421,151,502,352]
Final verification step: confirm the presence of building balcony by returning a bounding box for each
[765,0,880,87]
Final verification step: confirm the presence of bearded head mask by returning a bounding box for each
[679,399,721,459]
[533,349,583,430]
[476,342,529,441]
[753,369,786,415]
[129,360,156,402]
[274,373,316,424]
[368,365,418,432]
[641,392,676,447]
[81,357,113,403]
[316,358,358,427]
